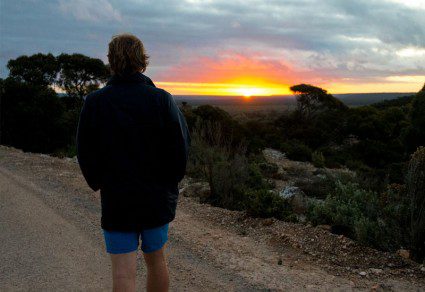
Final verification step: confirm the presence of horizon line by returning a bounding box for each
[173,91,416,97]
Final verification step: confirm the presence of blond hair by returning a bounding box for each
[108,34,149,75]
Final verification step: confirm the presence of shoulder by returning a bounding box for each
[144,86,175,107]
[157,88,174,103]
[83,86,112,105]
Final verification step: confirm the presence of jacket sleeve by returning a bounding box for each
[76,96,101,191]
[163,92,191,183]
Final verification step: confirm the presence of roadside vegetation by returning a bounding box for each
[1,53,424,262]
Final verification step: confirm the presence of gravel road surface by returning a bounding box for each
[1,146,424,291]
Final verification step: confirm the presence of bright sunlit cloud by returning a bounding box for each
[396,47,425,57]
[385,75,425,83]
[385,0,425,9]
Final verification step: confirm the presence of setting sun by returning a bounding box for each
[156,81,292,96]
[239,88,255,98]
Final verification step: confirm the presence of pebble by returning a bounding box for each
[359,271,367,276]
[278,259,283,265]
[397,249,410,259]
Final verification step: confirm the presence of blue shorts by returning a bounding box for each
[103,224,169,254]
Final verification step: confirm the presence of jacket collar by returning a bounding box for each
[106,72,150,86]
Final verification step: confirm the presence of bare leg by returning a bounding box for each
[143,246,169,292]
[110,251,137,292]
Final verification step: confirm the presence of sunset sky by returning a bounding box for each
[1,0,424,95]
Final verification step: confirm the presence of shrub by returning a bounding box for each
[308,181,410,251]
[246,189,292,220]
[387,162,408,184]
[187,121,269,211]
[258,161,279,178]
[294,175,335,199]
[279,140,312,162]
[312,151,325,168]
[0,78,67,153]
[406,146,425,262]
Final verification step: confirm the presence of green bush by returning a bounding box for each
[279,140,312,162]
[387,162,408,184]
[406,146,425,262]
[246,189,292,220]
[258,161,279,177]
[295,174,335,199]
[187,121,270,211]
[308,181,410,251]
[312,151,325,168]
[0,78,68,153]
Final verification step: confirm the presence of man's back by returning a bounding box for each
[76,33,186,292]
[77,72,190,231]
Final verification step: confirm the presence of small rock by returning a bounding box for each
[279,186,308,214]
[180,182,210,199]
[317,224,331,231]
[370,268,383,274]
[263,148,286,160]
[262,218,274,226]
[359,271,367,276]
[397,249,410,259]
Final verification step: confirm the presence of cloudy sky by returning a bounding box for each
[1,0,424,95]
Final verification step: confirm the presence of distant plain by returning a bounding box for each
[174,92,415,114]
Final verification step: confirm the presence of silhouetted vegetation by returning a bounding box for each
[1,53,109,156]
[406,147,425,262]
[181,82,425,261]
[1,53,424,261]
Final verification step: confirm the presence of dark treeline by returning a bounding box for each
[1,53,424,261]
[184,83,425,187]
[0,53,109,155]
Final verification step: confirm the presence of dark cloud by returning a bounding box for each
[1,0,424,84]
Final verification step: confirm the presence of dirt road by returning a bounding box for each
[0,146,424,291]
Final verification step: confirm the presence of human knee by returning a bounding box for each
[113,270,136,281]
[143,248,166,268]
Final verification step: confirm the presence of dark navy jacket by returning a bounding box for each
[76,72,190,231]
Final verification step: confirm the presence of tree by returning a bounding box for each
[57,53,109,100]
[412,85,425,130]
[7,53,59,86]
[1,78,66,153]
[404,83,425,153]
[192,105,245,147]
[406,146,425,262]
[290,84,347,120]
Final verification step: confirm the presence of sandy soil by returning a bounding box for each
[0,145,424,291]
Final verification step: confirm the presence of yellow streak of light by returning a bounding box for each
[155,81,291,96]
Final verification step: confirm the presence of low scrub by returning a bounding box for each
[246,189,294,221]
[308,181,410,252]
[187,121,271,211]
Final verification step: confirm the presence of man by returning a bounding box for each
[77,33,190,292]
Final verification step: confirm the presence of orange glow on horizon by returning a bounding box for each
[153,53,424,96]
[155,81,292,96]
[155,78,424,96]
